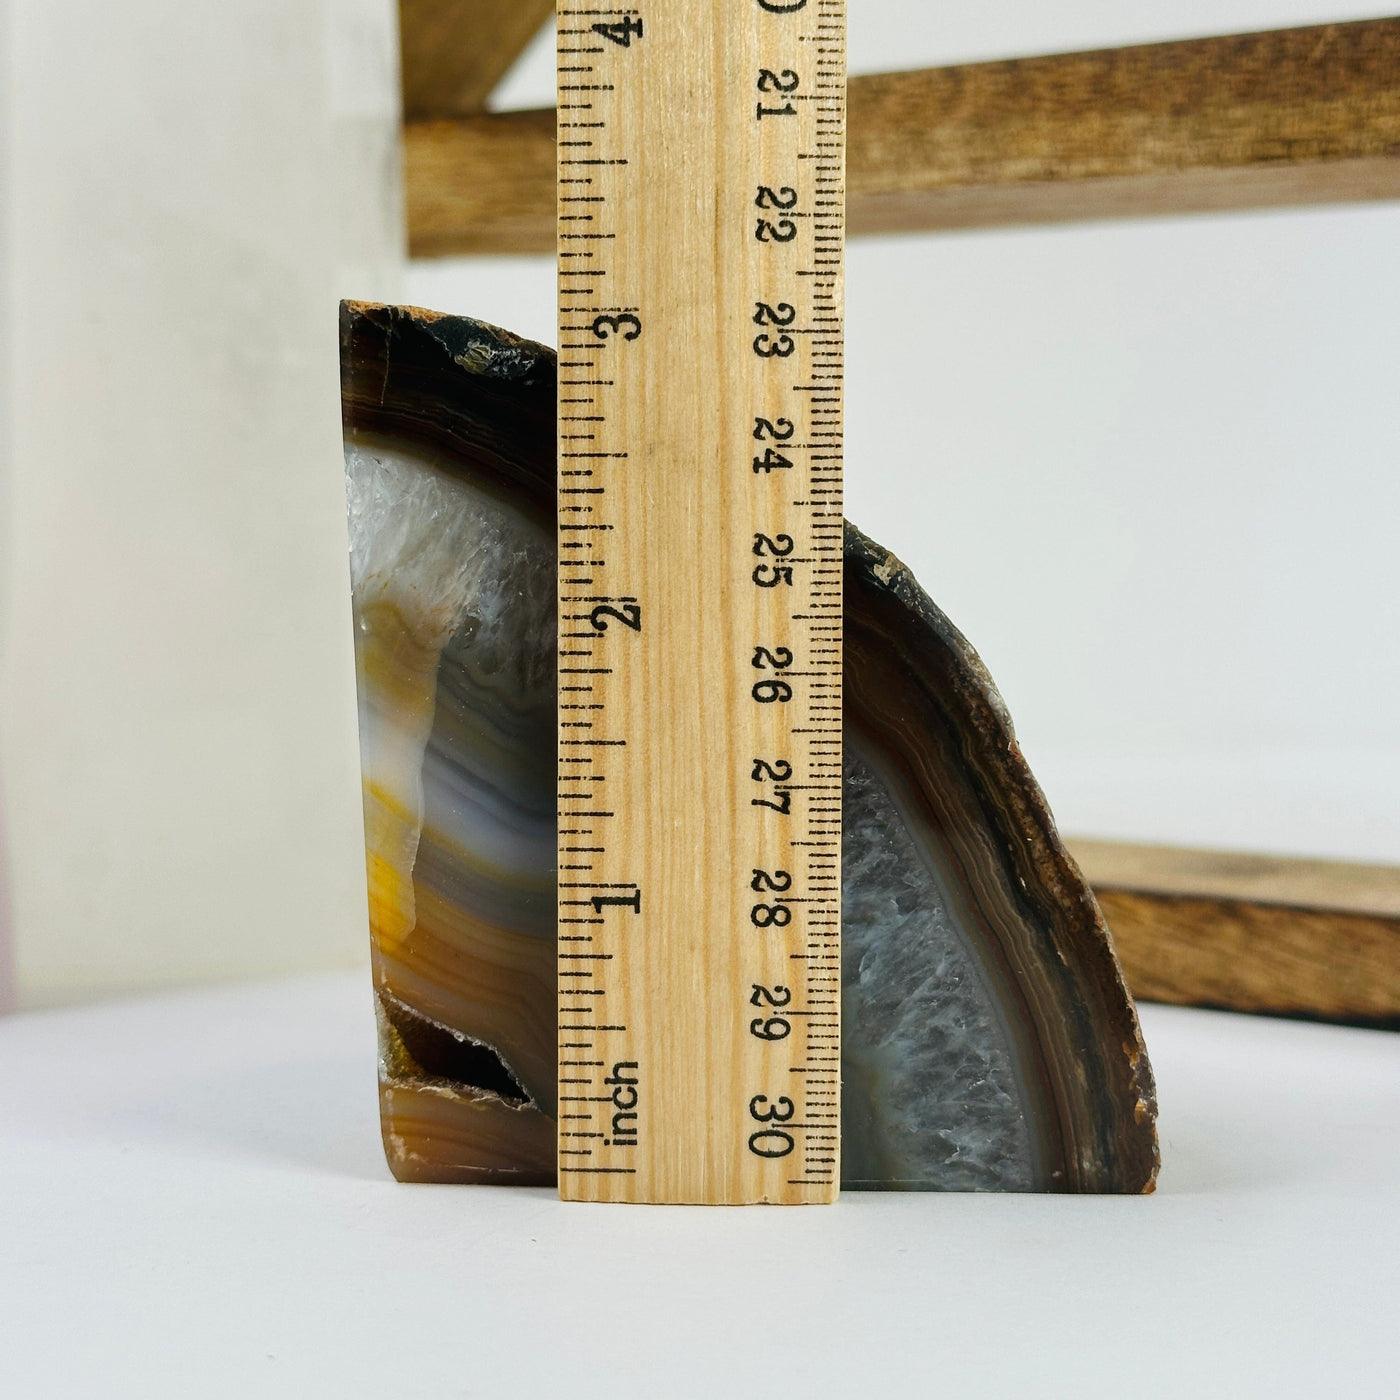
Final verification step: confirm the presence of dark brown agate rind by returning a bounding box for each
[341,299,556,530]
[341,301,1159,1194]
[843,527,1157,1191]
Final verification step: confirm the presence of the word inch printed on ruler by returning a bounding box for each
[555,0,846,1206]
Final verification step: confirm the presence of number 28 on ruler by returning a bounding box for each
[557,0,845,1203]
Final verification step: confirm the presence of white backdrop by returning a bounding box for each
[1,1,1395,1009]
[409,0,1400,863]
[0,0,402,1007]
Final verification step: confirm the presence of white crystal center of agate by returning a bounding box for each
[345,440,554,948]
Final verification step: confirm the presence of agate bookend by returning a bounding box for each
[340,301,1158,1193]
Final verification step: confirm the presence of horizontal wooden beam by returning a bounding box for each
[1071,840,1400,918]
[408,108,556,255]
[846,17,1400,236]
[1068,840,1400,1029]
[405,17,1400,256]
[399,0,553,121]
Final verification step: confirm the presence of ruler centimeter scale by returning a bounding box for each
[556,0,845,1204]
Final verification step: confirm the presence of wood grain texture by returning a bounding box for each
[399,0,553,120]
[846,17,1400,235]
[1068,841,1400,1028]
[408,110,556,255]
[1070,839,1400,919]
[554,1,845,1204]
[406,16,1400,255]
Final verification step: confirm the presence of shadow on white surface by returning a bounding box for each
[1,975,1397,1397]
[140,1052,388,1182]
[1147,1001,1400,1198]
[5,972,1395,1199]
[0,972,387,1182]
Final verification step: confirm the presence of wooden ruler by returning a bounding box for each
[556,0,845,1204]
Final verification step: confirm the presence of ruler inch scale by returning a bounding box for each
[556,0,845,1204]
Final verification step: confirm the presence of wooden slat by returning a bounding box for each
[847,18,1400,235]
[399,0,554,120]
[1068,840,1400,1029]
[405,17,1400,255]
[1070,839,1400,919]
[409,110,556,255]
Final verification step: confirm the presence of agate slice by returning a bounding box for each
[340,302,1159,1193]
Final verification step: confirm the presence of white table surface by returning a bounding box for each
[1,972,1396,1399]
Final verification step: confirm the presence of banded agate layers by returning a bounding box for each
[341,302,1159,1193]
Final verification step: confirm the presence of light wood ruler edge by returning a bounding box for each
[555,0,846,1204]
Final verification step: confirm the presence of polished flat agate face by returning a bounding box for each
[341,302,1159,1193]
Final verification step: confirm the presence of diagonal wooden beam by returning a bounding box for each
[399,0,554,121]
[1068,840,1400,1029]
[404,16,1400,256]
